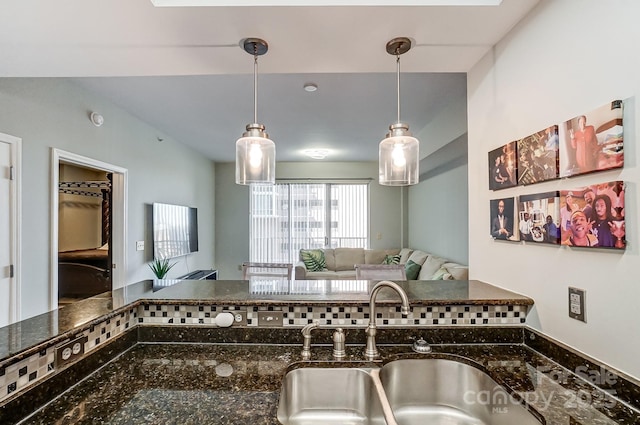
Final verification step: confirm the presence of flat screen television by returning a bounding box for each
[152,202,198,260]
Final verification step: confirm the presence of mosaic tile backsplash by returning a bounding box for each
[0,302,527,404]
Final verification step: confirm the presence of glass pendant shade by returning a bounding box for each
[236,123,275,185]
[379,37,420,186]
[235,37,275,186]
[379,123,419,186]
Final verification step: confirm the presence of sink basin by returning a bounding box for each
[277,367,387,425]
[277,357,543,425]
[379,358,543,425]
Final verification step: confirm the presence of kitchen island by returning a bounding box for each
[1,279,638,424]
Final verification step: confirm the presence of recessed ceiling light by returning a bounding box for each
[303,83,318,92]
[303,149,329,159]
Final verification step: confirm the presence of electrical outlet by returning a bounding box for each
[55,335,89,368]
[136,240,144,251]
[568,287,586,322]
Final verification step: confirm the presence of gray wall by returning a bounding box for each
[0,78,216,320]
[408,151,469,264]
[409,82,469,264]
[215,161,405,279]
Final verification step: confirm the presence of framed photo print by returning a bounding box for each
[517,192,560,244]
[516,126,559,185]
[560,100,623,178]
[488,142,517,190]
[490,197,517,241]
[560,181,625,249]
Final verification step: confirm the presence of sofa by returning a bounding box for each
[294,247,468,280]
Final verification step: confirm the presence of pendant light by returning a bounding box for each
[379,37,419,186]
[236,38,275,185]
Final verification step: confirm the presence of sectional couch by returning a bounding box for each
[294,247,468,280]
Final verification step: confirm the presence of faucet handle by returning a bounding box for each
[332,328,346,359]
[412,337,432,353]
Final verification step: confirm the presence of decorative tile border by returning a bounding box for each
[0,302,528,405]
[0,307,136,405]
[136,304,527,327]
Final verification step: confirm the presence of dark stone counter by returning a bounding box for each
[16,330,639,425]
[0,279,532,361]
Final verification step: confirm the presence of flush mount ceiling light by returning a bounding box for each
[236,38,275,185]
[379,37,419,186]
[303,149,330,159]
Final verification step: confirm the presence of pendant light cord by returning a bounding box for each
[396,54,401,124]
[253,53,258,124]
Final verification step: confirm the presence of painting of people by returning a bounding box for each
[488,142,517,190]
[560,100,623,178]
[560,181,625,249]
[518,192,560,244]
[516,126,559,185]
[490,197,517,242]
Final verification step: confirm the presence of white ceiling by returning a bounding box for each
[0,0,539,162]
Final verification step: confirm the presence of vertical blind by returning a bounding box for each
[250,182,369,263]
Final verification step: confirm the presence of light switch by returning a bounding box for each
[136,240,144,251]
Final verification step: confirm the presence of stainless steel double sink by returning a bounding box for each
[277,356,544,425]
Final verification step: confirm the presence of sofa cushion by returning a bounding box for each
[323,249,336,271]
[334,248,365,271]
[382,254,401,265]
[300,249,326,272]
[431,266,454,280]
[417,255,446,280]
[442,263,469,280]
[407,250,429,266]
[398,248,413,264]
[405,260,422,280]
[365,249,387,265]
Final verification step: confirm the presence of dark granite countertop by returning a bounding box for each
[0,279,532,361]
[20,341,637,425]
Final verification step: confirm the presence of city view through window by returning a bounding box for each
[249,183,369,263]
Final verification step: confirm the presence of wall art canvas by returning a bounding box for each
[560,100,624,178]
[517,192,560,244]
[559,181,625,249]
[516,125,559,185]
[490,197,517,241]
[488,142,517,190]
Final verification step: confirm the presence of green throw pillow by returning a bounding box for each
[405,259,421,280]
[300,249,326,272]
[382,254,401,265]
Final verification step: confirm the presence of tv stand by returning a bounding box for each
[177,269,218,280]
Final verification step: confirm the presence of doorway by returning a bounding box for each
[58,164,112,305]
[51,149,127,311]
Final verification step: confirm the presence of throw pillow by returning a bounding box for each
[405,259,422,280]
[300,249,326,272]
[382,254,401,265]
[431,266,454,280]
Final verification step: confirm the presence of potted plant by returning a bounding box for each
[149,258,176,279]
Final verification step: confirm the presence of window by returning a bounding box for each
[250,182,369,263]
